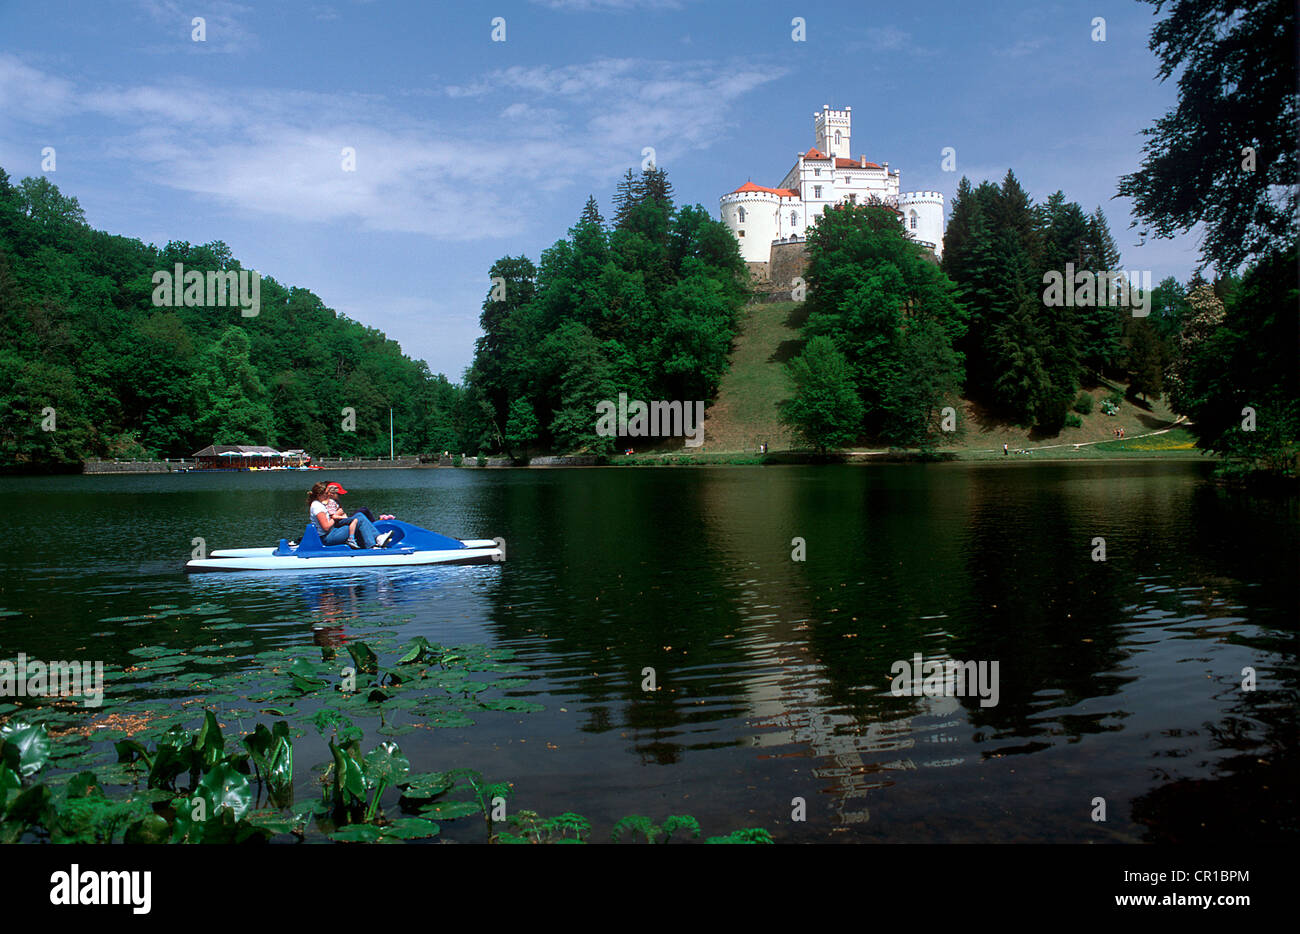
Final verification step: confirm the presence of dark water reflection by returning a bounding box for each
[2,463,1295,842]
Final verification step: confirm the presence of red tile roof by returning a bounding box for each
[803,147,828,159]
[836,157,881,169]
[731,181,799,198]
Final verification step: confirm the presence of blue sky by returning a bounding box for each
[0,0,1202,379]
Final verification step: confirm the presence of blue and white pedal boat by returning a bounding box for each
[185,519,503,572]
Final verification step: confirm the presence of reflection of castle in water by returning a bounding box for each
[748,673,966,826]
[693,473,966,826]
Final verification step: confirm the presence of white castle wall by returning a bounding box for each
[720,191,782,263]
[897,191,945,259]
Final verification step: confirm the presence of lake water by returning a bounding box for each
[2,462,1296,843]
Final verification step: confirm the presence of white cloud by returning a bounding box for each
[0,55,77,120]
[0,54,785,240]
[995,37,1050,59]
[136,0,260,54]
[862,26,910,52]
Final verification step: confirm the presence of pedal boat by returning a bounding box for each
[185,519,503,572]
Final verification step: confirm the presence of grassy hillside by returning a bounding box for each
[701,300,804,453]
[694,298,1202,460]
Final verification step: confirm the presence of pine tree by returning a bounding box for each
[943,182,1006,398]
[579,195,604,228]
[1126,319,1164,402]
[612,169,643,229]
[641,165,674,208]
[992,170,1041,272]
[940,177,976,269]
[988,288,1051,425]
[1068,205,1123,381]
[1085,207,1120,270]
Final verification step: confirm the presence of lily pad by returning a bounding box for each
[381,817,440,840]
[419,800,481,821]
[401,772,454,799]
[128,646,177,659]
[328,824,383,843]
[376,723,416,737]
[480,698,546,713]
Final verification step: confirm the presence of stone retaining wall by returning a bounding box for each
[527,455,600,467]
[83,460,187,474]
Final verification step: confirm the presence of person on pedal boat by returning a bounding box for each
[308,482,393,549]
[323,482,396,525]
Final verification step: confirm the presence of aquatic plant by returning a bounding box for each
[611,814,701,844]
[1,630,770,844]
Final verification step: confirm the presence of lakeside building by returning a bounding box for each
[191,445,311,470]
[719,105,944,280]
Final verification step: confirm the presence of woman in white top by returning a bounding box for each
[307,481,392,549]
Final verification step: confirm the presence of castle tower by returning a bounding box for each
[897,191,945,259]
[720,184,785,264]
[814,105,851,160]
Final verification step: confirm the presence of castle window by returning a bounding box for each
[814,167,820,176]
[909,210,918,230]
[790,211,798,226]
[738,230,745,237]
[737,207,746,223]
[834,130,841,146]
[814,185,822,198]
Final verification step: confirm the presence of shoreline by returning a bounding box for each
[0,447,1217,477]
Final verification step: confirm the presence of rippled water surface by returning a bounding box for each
[2,462,1296,842]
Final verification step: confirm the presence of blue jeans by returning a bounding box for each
[321,514,378,547]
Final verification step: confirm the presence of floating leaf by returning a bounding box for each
[376,724,416,737]
[288,658,327,695]
[419,800,481,821]
[480,698,545,713]
[328,823,383,843]
[127,646,177,659]
[400,772,453,799]
[381,817,440,840]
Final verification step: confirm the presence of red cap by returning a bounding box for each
[326,483,348,494]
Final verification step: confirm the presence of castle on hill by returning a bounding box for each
[719,105,944,278]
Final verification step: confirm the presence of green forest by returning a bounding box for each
[0,169,471,464]
[463,168,748,456]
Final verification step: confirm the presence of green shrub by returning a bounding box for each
[1104,391,1123,408]
[1072,393,1094,415]
[1064,413,1083,428]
